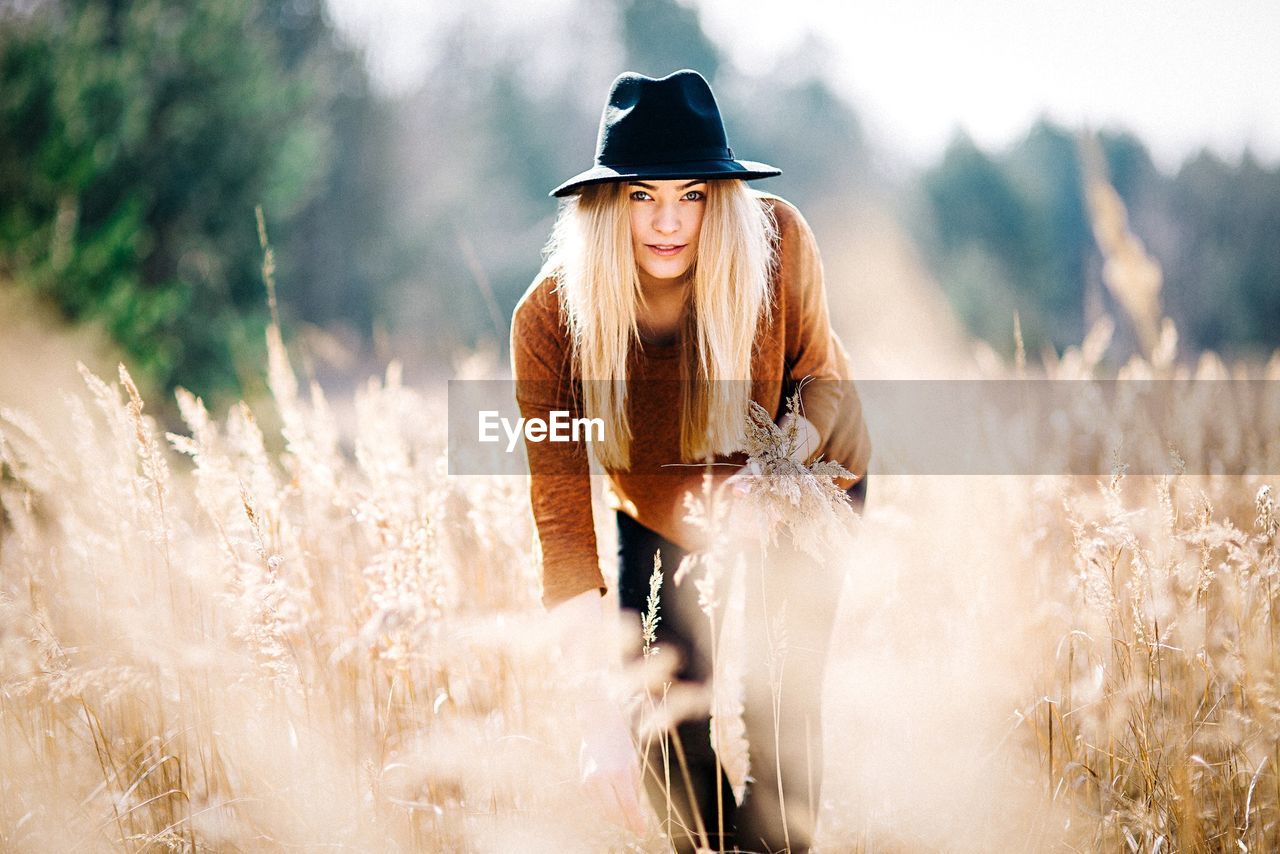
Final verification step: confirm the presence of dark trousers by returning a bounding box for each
[617,478,866,853]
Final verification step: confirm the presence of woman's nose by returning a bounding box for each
[653,202,680,235]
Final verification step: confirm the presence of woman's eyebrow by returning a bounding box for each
[628,180,708,189]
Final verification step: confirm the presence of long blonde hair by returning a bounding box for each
[537,178,779,470]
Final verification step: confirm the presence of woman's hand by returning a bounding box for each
[719,410,817,499]
[549,590,648,835]
[778,411,819,465]
[722,458,763,497]
[576,692,648,835]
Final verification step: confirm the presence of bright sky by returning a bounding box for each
[327,0,1280,173]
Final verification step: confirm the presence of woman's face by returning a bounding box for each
[627,178,708,287]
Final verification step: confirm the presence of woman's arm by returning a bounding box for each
[512,281,644,834]
[775,199,845,454]
[510,282,608,610]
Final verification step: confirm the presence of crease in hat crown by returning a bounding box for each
[549,68,781,198]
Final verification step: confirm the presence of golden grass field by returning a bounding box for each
[2,165,1279,852]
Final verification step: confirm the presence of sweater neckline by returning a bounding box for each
[638,336,681,359]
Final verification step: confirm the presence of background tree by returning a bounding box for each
[3,0,1277,405]
[0,0,396,413]
[909,118,1280,362]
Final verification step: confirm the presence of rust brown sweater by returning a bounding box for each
[511,192,872,610]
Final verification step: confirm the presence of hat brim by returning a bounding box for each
[549,159,782,198]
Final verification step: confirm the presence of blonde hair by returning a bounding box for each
[537,178,779,470]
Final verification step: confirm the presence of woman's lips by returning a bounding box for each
[647,244,686,257]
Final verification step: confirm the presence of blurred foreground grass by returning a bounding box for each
[1,168,1279,852]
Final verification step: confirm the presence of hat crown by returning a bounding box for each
[547,67,779,197]
[594,69,733,167]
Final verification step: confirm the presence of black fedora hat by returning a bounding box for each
[549,69,781,198]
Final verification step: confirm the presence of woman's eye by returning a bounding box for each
[629,190,704,201]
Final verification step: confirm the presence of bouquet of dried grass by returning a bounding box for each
[729,391,862,561]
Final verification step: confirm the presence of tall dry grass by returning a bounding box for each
[1,150,1278,852]
[1004,137,1280,852]
[0,223,645,852]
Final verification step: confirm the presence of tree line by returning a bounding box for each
[1,0,1275,418]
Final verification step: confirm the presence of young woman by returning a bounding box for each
[511,69,870,853]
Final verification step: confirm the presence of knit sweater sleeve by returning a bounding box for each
[775,199,845,450]
[510,281,607,610]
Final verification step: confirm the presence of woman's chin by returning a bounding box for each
[639,262,693,282]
